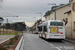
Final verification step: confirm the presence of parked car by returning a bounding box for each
[33,31,38,34]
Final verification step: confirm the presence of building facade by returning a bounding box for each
[44,2,75,39]
[44,3,71,21]
[65,0,75,39]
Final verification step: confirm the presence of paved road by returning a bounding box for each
[20,33,75,50]
[0,35,14,44]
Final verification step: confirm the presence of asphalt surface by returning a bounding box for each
[20,33,75,50]
[0,35,14,44]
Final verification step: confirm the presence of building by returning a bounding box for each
[43,1,75,39]
[65,0,75,39]
[44,3,71,21]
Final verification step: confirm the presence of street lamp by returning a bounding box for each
[48,3,56,5]
[48,3,56,20]
[32,17,37,31]
[36,12,43,32]
[36,12,42,21]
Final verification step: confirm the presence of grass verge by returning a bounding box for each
[0,33,21,35]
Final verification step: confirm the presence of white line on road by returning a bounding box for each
[49,43,53,46]
[41,39,61,50]
[55,47,61,50]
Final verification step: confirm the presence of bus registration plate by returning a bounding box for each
[51,27,58,33]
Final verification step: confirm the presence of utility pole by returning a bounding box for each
[7,18,8,23]
[36,12,42,21]
[33,17,37,31]
[48,3,56,20]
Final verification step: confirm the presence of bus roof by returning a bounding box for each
[43,20,63,23]
[47,20,62,22]
[38,20,63,26]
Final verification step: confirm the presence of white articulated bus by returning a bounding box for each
[38,20,65,40]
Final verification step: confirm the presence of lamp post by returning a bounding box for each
[36,12,43,33]
[48,3,56,20]
[33,17,37,31]
[36,12,42,21]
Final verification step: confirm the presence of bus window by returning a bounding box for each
[38,27,40,31]
[43,26,47,32]
[38,26,42,31]
[40,26,42,31]
[50,21,63,26]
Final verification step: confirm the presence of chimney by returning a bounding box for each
[60,4,65,6]
[51,6,59,10]
[69,0,72,3]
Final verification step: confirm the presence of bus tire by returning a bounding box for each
[58,39,62,42]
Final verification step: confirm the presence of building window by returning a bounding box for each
[63,18,68,25]
[38,26,42,31]
[65,18,68,25]
[45,17,47,19]
[74,22,75,31]
[43,26,47,32]
[63,19,65,22]
[69,0,72,2]
[72,2,75,12]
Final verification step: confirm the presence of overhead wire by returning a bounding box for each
[0,5,13,17]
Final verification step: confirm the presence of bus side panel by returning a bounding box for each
[45,22,49,39]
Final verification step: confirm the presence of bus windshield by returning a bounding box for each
[50,21,63,26]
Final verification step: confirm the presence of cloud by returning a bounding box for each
[0,0,69,23]
[25,21,35,27]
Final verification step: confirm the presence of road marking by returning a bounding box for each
[55,47,61,50]
[49,43,53,46]
[41,39,61,50]
[45,41,48,43]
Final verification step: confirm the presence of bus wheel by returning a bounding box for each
[58,39,62,42]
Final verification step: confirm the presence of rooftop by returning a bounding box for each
[44,2,71,17]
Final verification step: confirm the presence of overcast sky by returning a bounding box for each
[0,0,69,23]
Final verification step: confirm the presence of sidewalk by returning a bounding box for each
[64,38,75,44]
